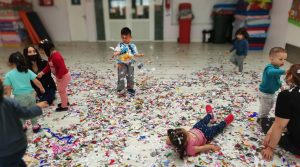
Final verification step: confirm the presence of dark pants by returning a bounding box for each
[193,114,227,141]
[0,147,27,167]
[261,117,300,155]
[38,88,56,105]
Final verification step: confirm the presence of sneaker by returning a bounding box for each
[57,102,70,107]
[117,90,126,97]
[127,89,135,95]
[224,114,234,125]
[32,124,41,133]
[55,107,68,112]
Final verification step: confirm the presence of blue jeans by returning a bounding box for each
[0,147,27,167]
[38,88,56,105]
[193,114,226,141]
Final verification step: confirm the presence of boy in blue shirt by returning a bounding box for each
[257,47,287,124]
[113,27,144,96]
[227,27,249,73]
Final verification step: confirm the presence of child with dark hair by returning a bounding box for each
[3,52,45,133]
[226,27,249,73]
[37,39,71,112]
[0,79,48,167]
[261,64,300,161]
[166,105,234,159]
[113,27,144,96]
[23,46,56,105]
[257,47,287,125]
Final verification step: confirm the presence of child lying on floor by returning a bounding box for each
[166,105,234,159]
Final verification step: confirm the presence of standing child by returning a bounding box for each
[24,46,57,105]
[166,105,234,159]
[257,47,287,125]
[3,52,45,133]
[0,80,48,167]
[226,27,249,73]
[113,27,144,96]
[37,39,71,112]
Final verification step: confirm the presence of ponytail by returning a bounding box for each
[9,52,28,73]
[38,39,55,57]
[167,128,187,159]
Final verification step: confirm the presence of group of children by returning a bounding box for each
[0,26,299,166]
[1,39,70,133]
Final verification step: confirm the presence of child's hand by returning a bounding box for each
[36,101,49,108]
[37,72,44,78]
[40,88,45,94]
[113,51,120,57]
[280,86,285,91]
[210,145,221,152]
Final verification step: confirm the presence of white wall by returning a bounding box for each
[265,0,292,51]
[287,23,300,47]
[33,0,97,42]
[163,0,237,42]
[33,0,71,41]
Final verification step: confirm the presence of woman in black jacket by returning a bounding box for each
[23,46,56,105]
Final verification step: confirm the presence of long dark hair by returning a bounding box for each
[9,52,28,73]
[23,45,43,70]
[167,128,187,159]
[235,27,249,40]
[286,64,300,86]
[0,79,3,103]
[38,39,55,57]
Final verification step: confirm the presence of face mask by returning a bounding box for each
[28,55,38,62]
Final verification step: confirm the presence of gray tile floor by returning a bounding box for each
[0,42,298,167]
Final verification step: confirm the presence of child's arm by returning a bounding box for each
[267,68,285,76]
[11,100,47,119]
[134,53,144,57]
[166,136,172,145]
[38,64,50,78]
[4,86,12,97]
[32,79,45,93]
[194,144,221,154]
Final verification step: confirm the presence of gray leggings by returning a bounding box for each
[230,55,245,72]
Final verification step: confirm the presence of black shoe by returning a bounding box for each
[57,102,70,107]
[127,89,135,95]
[55,107,68,112]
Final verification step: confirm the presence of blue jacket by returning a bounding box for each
[230,39,249,56]
[259,64,285,94]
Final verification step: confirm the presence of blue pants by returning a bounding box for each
[38,88,56,105]
[193,114,226,141]
[0,147,27,167]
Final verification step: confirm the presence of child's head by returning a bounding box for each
[235,27,249,40]
[0,79,3,103]
[8,52,28,73]
[269,47,287,67]
[23,46,42,63]
[121,27,132,44]
[38,39,55,57]
[167,128,188,159]
[285,64,300,86]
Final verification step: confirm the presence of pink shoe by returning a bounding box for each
[224,114,234,125]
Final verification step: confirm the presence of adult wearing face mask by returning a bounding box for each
[23,46,56,105]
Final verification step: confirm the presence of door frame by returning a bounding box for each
[103,0,154,41]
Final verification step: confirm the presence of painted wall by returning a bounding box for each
[265,0,292,51]
[32,0,71,41]
[163,0,237,42]
[33,0,97,42]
